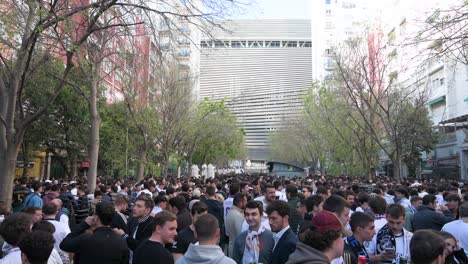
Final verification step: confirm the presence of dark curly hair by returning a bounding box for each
[299,225,342,251]
[19,230,55,264]
[0,212,32,246]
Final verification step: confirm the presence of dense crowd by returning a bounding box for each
[1,174,468,264]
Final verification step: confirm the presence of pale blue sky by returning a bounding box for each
[236,0,312,19]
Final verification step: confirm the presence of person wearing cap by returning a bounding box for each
[343,212,376,264]
[267,200,298,264]
[171,201,208,261]
[286,211,345,264]
[367,204,413,264]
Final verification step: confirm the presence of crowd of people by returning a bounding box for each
[1,174,468,264]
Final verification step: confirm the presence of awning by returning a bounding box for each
[464,97,468,102]
[426,96,446,106]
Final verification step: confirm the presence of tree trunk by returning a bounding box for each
[0,144,21,208]
[21,142,29,177]
[136,146,146,181]
[392,151,401,181]
[87,77,101,194]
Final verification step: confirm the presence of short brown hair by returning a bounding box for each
[195,213,218,242]
[136,195,154,209]
[153,211,176,230]
[386,204,405,219]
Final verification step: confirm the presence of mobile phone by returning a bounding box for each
[384,247,395,254]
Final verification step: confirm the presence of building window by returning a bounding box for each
[326,0,331,4]
[326,9,331,16]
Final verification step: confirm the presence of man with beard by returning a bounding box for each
[267,200,297,264]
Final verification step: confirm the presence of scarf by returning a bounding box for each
[346,236,370,264]
[376,224,396,264]
[242,225,265,264]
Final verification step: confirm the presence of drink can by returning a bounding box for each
[358,255,367,264]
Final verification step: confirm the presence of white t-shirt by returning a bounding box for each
[223,197,234,219]
[275,190,288,202]
[366,230,412,264]
[442,220,468,254]
[46,219,71,263]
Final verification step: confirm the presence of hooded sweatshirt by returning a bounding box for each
[286,242,330,264]
[175,244,236,264]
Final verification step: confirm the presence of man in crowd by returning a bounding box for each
[301,186,313,199]
[442,204,468,254]
[113,195,154,257]
[172,201,208,261]
[151,194,167,216]
[12,177,31,212]
[266,200,297,264]
[60,201,129,263]
[411,194,453,231]
[42,203,71,264]
[111,194,129,233]
[274,181,287,201]
[233,201,274,264]
[133,211,178,264]
[51,199,70,226]
[367,204,413,263]
[224,183,240,219]
[368,196,388,233]
[19,230,56,264]
[410,230,445,264]
[23,206,43,224]
[394,188,411,209]
[254,184,277,213]
[445,194,462,219]
[343,212,376,264]
[226,192,247,257]
[169,195,191,232]
[176,214,236,264]
[286,184,302,235]
[22,181,43,210]
[205,186,225,233]
[323,195,351,231]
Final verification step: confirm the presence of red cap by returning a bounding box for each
[312,211,343,232]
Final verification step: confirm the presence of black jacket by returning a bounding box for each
[205,199,224,231]
[176,208,192,232]
[126,215,154,251]
[60,222,129,264]
[270,227,298,264]
[111,211,129,234]
[411,205,454,231]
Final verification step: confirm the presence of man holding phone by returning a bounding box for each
[366,204,413,264]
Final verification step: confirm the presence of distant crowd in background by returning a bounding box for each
[1,174,468,264]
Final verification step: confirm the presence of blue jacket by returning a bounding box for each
[232,229,275,264]
[23,192,42,209]
[270,228,298,264]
